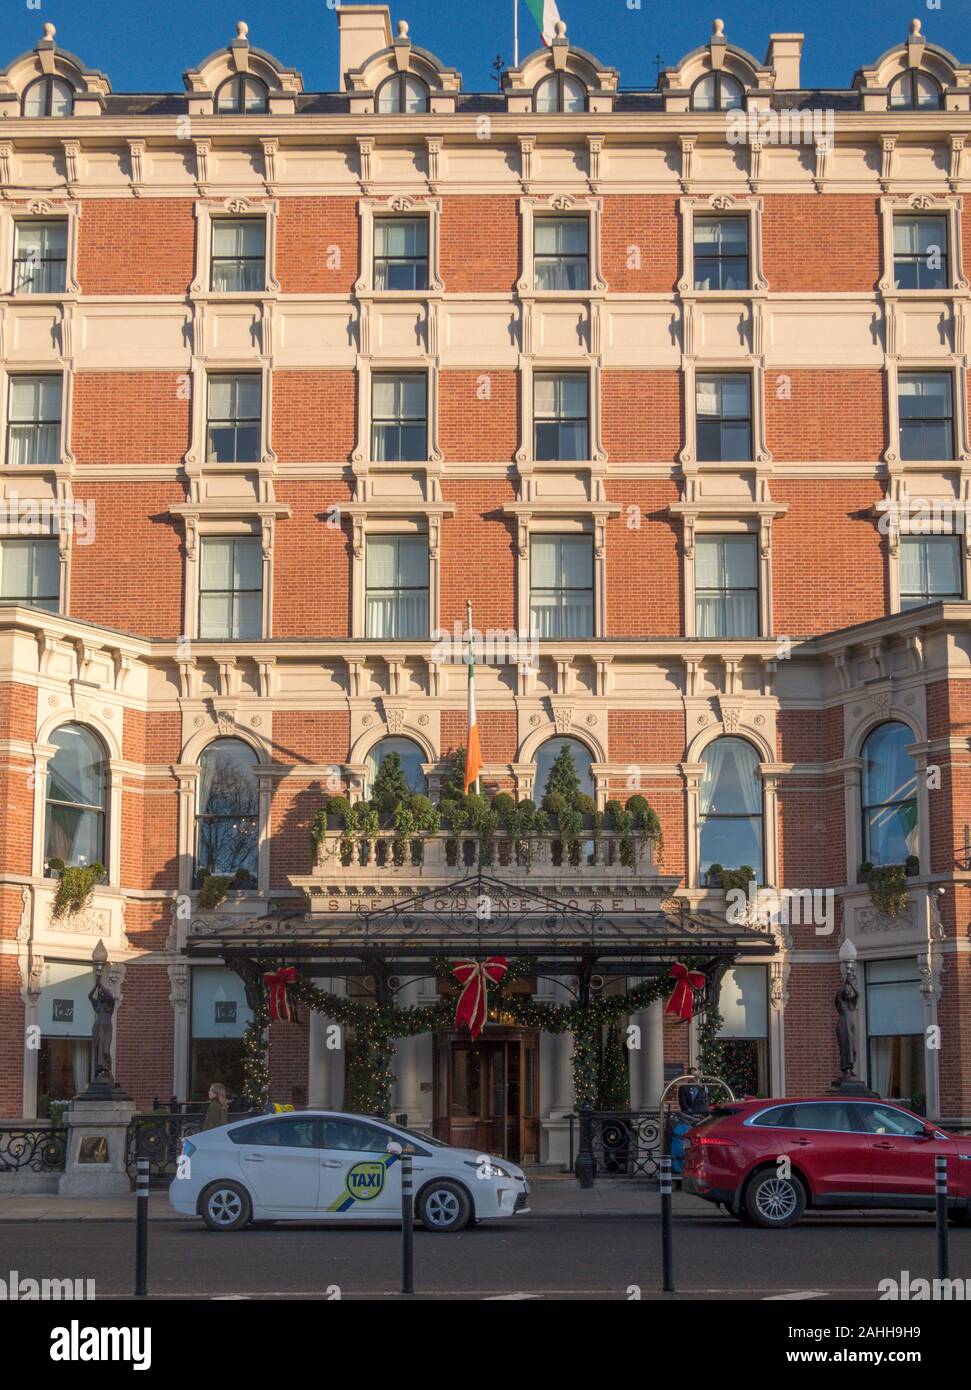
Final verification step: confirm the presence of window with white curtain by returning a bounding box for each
[690,72,744,111]
[44,724,107,871]
[534,217,589,290]
[216,76,268,114]
[365,534,429,639]
[533,73,587,112]
[865,958,924,1105]
[861,722,918,867]
[206,374,262,463]
[699,737,763,883]
[898,373,953,461]
[529,534,594,639]
[695,534,759,636]
[0,538,59,611]
[6,375,61,466]
[533,373,589,460]
[693,216,749,292]
[374,218,429,290]
[22,77,74,118]
[13,220,68,294]
[198,537,263,640]
[696,374,752,461]
[376,74,429,113]
[899,535,962,608]
[210,219,266,292]
[889,71,943,111]
[893,215,948,291]
[371,374,427,461]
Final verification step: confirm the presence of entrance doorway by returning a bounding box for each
[433,1028,539,1162]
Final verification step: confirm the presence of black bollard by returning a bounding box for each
[935,1153,949,1281]
[660,1154,674,1293]
[401,1149,414,1295]
[134,1157,149,1297]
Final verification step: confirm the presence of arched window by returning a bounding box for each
[889,71,943,111]
[22,77,74,118]
[690,72,744,112]
[195,739,259,886]
[533,73,587,113]
[699,737,763,883]
[534,737,594,804]
[45,725,106,870]
[366,737,427,797]
[215,75,269,114]
[376,74,428,114]
[862,723,918,867]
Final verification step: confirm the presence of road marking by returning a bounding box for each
[482,1293,543,1300]
[763,1291,830,1301]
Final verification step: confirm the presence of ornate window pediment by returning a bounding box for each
[183,22,303,117]
[503,23,618,114]
[660,20,770,114]
[344,21,461,116]
[853,19,971,113]
[0,23,110,119]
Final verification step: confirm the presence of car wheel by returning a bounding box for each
[948,1207,971,1227]
[745,1170,806,1229]
[417,1180,473,1233]
[201,1181,252,1232]
[732,1206,754,1223]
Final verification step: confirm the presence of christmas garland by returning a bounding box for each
[242,957,720,1115]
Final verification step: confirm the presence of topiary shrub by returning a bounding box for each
[370,752,412,815]
[196,867,250,911]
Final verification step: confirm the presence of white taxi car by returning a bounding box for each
[169,1110,530,1233]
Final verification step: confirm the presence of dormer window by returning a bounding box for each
[534,72,587,113]
[889,70,943,110]
[22,76,73,117]
[376,73,428,113]
[215,75,268,113]
[690,71,744,111]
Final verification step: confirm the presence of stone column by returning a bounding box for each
[642,998,665,1108]
[392,977,431,1126]
[540,977,575,1165]
[308,978,345,1109]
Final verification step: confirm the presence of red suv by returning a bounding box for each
[682,1096,971,1228]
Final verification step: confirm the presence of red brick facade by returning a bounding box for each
[1,14,969,1144]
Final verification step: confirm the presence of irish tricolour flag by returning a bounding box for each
[464,600,483,794]
[525,0,562,46]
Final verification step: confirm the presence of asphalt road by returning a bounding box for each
[2,1206,968,1301]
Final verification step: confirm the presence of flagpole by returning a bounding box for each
[513,0,518,68]
[467,597,480,794]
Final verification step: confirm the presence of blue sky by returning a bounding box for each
[5,0,971,93]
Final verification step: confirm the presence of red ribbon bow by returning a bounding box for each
[452,958,508,1039]
[664,962,706,1022]
[264,967,297,1023]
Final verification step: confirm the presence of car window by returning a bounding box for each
[320,1119,393,1153]
[230,1118,319,1149]
[750,1105,795,1128]
[789,1103,856,1132]
[854,1104,926,1137]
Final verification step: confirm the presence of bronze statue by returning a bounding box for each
[88,978,116,1078]
[835,977,860,1077]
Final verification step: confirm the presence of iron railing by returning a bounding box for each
[125,1110,257,1188]
[0,1124,67,1173]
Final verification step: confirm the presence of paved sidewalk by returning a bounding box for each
[0,1172,673,1222]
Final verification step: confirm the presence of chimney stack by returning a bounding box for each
[337,4,394,91]
[766,33,804,89]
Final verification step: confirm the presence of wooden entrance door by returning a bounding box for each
[433,1028,539,1162]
